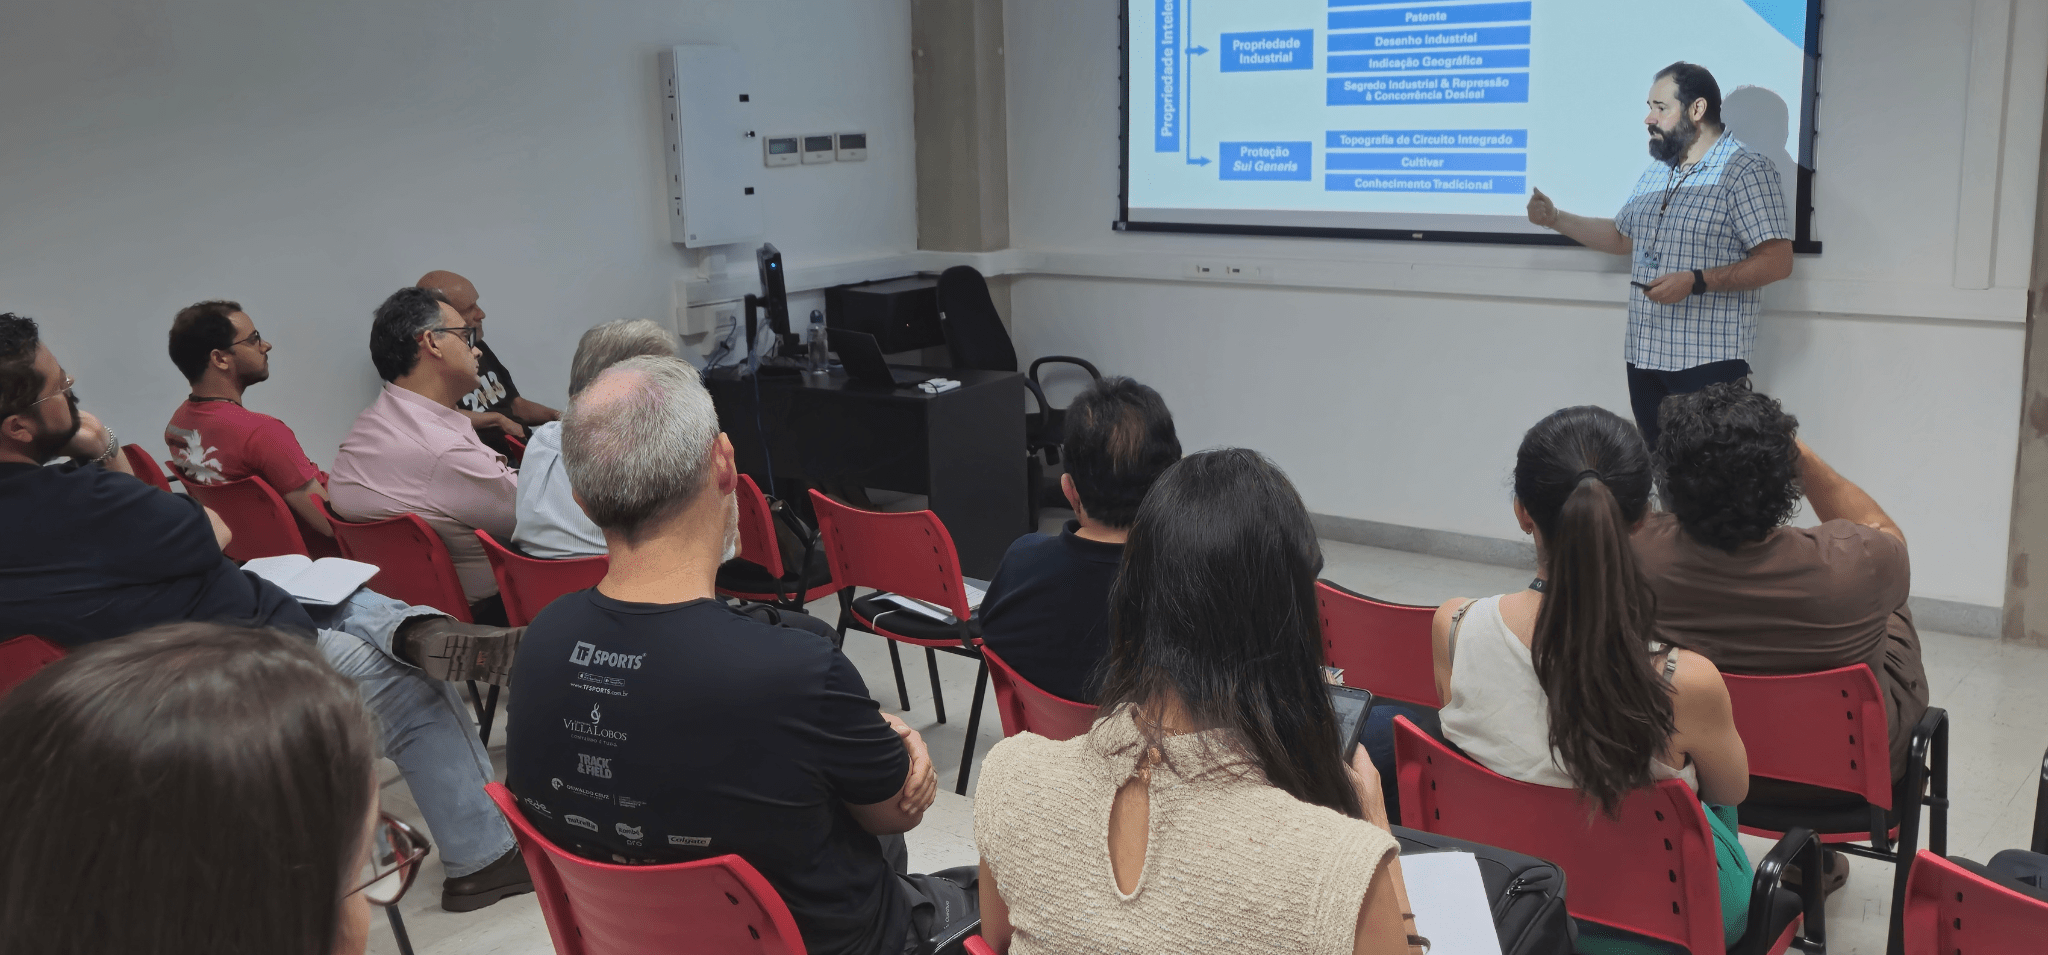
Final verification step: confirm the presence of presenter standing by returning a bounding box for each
[1526,62,1793,447]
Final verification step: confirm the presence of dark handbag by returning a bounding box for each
[1394,826,1575,955]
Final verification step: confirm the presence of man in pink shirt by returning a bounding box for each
[330,286,517,620]
[164,300,339,555]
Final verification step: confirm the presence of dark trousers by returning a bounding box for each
[1626,359,1751,450]
[1363,700,1445,827]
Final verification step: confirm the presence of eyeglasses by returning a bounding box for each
[345,812,433,907]
[28,376,75,409]
[426,326,479,348]
[230,329,264,348]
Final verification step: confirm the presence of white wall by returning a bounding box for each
[0,0,917,465]
[1002,0,2048,609]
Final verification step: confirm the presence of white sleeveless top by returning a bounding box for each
[1438,595,1698,791]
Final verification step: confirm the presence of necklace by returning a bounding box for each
[1528,577,1546,593]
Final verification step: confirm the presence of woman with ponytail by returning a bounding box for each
[1431,406,1750,954]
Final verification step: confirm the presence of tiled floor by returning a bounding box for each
[366,531,2047,955]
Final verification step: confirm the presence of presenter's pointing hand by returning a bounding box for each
[1644,272,1693,304]
[1526,188,1558,228]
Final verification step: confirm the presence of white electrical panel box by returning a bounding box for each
[659,45,764,248]
[800,134,836,164]
[835,132,867,161]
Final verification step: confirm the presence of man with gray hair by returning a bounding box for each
[505,357,980,955]
[512,319,678,558]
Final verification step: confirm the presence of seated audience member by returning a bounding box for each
[0,312,532,912]
[506,356,977,955]
[974,449,1417,955]
[164,299,339,552]
[1432,406,1752,950]
[417,269,559,438]
[513,319,678,558]
[0,623,423,954]
[975,376,1180,703]
[1638,385,1930,796]
[331,286,517,617]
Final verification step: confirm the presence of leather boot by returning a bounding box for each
[397,617,524,685]
[442,845,535,912]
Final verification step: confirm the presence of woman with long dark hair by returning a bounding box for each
[1431,406,1749,952]
[972,449,1416,955]
[0,623,431,955]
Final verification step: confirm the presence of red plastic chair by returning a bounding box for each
[322,501,499,746]
[185,474,310,562]
[1901,850,2048,954]
[485,782,806,955]
[1394,717,1824,955]
[1315,579,1442,708]
[475,531,608,627]
[502,434,526,467]
[964,937,998,955]
[321,500,470,620]
[122,444,176,491]
[982,645,1095,742]
[810,489,988,794]
[716,475,835,610]
[0,635,65,698]
[1723,667,1949,955]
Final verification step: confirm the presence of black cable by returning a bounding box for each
[750,324,778,499]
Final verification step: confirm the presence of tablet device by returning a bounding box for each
[1327,683,1375,761]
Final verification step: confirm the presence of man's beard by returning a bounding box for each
[28,395,82,464]
[720,493,741,564]
[1648,113,1699,167]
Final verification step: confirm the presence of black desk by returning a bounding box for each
[707,366,1029,579]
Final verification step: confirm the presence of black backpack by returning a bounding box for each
[1394,826,1575,955]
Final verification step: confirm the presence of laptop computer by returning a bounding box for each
[827,327,933,388]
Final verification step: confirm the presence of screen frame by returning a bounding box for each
[1115,1,1823,253]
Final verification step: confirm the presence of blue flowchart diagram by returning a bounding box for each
[1153,0,1533,195]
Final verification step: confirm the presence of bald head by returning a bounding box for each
[417,271,482,324]
[561,356,721,539]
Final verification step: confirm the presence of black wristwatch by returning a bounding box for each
[1690,269,1708,295]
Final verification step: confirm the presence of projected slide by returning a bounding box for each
[1123,0,1815,242]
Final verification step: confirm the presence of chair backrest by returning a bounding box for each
[809,490,973,621]
[485,782,806,955]
[734,474,786,574]
[1721,665,1892,810]
[937,265,1018,373]
[963,937,998,955]
[320,500,471,621]
[0,635,65,698]
[1395,718,1726,953]
[1315,580,1442,708]
[474,531,609,627]
[122,444,175,492]
[184,474,310,562]
[982,645,1097,741]
[1902,850,2048,954]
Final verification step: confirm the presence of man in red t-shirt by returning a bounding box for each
[164,300,338,554]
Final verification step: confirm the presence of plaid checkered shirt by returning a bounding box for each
[1613,134,1790,371]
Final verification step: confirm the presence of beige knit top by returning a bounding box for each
[973,706,1401,955]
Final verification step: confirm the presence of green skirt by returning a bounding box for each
[1573,802,1751,955]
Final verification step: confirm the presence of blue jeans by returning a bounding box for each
[310,590,515,878]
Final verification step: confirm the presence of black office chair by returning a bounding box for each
[937,266,1100,520]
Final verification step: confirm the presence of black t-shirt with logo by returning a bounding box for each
[457,340,522,416]
[506,592,912,955]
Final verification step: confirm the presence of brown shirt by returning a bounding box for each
[1633,512,1929,777]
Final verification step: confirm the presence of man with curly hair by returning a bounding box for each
[1636,382,1929,790]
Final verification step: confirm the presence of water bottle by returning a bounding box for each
[805,310,830,376]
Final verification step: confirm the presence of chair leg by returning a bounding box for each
[955,662,989,795]
[466,681,491,745]
[387,907,417,955]
[477,684,502,747]
[886,641,911,711]
[926,647,947,725]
